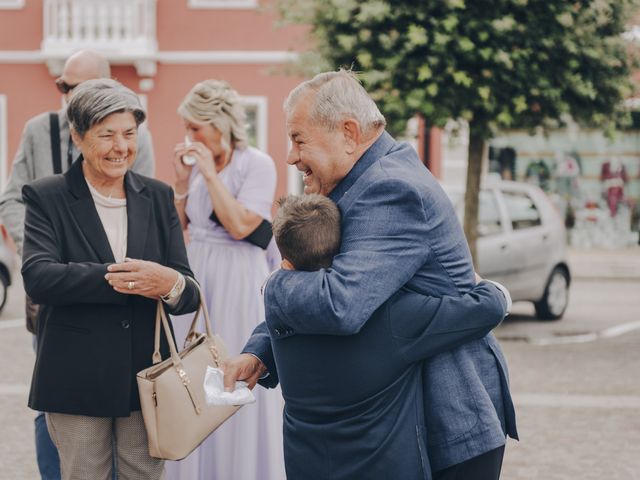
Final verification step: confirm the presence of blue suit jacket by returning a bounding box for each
[246,131,518,471]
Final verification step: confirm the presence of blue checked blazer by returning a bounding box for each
[246,131,518,472]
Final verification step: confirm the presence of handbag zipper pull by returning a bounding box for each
[176,366,202,414]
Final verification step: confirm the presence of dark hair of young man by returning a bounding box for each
[272,194,341,272]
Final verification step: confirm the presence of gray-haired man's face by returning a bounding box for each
[286,93,354,196]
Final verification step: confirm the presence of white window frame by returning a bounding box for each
[0,95,8,188]
[188,0,257,9]
[240,96,267,152]
[0,0,24,9]
[287,163,303,195]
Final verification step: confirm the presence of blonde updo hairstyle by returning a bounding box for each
[178,80,249,155]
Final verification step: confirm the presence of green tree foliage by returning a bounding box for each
[278,0,638,263]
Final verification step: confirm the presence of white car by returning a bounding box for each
[447,180,571,320]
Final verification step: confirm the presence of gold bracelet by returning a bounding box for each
[161,273,185,302]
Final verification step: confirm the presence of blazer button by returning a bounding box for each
[274,328,283,336]
[121,320,130,329]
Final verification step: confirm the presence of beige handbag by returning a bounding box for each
[137,286,241,460]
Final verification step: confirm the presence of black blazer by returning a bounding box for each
[22,159,200,417]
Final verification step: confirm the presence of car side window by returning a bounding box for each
[503,191,541,230]
[478,190,503,237]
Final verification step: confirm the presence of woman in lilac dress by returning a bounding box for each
[165,80,285,480]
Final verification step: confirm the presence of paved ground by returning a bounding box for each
[567,246,640,281]
[496,247,640,480]
[0,323,36,480]
[0,276,38,480]
[498,324,640,480]
[1,247,639,479]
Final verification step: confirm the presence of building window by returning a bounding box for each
[242,96,301,193]
[0,0,24,9]
[188,0,257,9]
[0,95,7,188]
[241,96,267,152]
[288,163,303,195]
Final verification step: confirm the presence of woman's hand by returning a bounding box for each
[105,258,178,299]
[173,142,194,185]
[186,141,218,181]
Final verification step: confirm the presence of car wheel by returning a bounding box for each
[0,271,7,314]
[534,267,569,320]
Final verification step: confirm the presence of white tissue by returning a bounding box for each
[204,366,256,406]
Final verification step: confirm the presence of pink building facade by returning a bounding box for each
[0,0,308,198]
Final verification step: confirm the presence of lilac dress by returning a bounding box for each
[166,147,285,480]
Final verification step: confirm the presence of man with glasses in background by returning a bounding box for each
[0,49,154,480]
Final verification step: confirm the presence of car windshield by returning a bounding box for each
[445,189,502,236]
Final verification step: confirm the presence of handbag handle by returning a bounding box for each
[183,279,214,344]
[150,278,223,415]
[154,301,183,365]
[154,301,204,414]
[151,277,218,365]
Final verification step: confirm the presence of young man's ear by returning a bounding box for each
[281,259,295,270]
[342,118,361,155]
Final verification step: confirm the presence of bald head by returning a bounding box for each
[59,50,111,100]
[63,50,110,81]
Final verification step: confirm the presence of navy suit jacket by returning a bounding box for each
[245,131,518,471]
[272,285,506,480]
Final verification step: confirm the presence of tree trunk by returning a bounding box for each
[417,115,430,168]
[463,127,484,269]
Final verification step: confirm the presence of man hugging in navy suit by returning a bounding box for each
[225,69,518,480]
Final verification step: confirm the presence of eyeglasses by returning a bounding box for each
[55,78,80,94]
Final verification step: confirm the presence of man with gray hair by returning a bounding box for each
[0,49,154,480]
[226,69,518,479]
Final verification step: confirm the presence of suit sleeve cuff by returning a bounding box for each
[484,279,512,314]
[246,353,270,380]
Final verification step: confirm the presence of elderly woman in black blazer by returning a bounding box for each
[22,78,200,480]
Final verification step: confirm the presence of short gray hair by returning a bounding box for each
[272,194,341,271]
[178,80,249,153]
[284,69,386,134]
[66,79,145,138]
